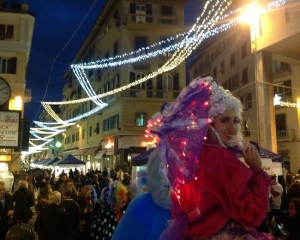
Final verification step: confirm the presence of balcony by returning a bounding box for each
[120,89,180,100]
[125,14,180,30]
[276,129,295,141]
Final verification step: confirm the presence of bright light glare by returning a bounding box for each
[239,3,263,24]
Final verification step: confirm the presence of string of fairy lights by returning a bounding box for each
[24,0,287,156]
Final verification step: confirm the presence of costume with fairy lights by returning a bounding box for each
[113,75,273,240]
[153,76,273,239]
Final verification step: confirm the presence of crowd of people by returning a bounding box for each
[1,75,300,240]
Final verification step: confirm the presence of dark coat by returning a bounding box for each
[284,215,300,240]
[0,193,13,237]
[60,198,80,238]
[34,203,69,240]
[12,188,35,223]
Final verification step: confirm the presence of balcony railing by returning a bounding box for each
[276,129,295,140]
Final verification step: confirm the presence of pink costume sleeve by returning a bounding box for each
[172,145,271,238]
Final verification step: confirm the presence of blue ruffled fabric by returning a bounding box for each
[111,193,171,240]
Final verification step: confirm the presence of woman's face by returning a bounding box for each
[288,202,298,217]
[213,109,240,144]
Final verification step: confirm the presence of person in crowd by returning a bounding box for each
[90,181,128,240]
[35,181,52,213]
[34,191,69,240]
[160,76,273,239]
[73,170,83,193]
[54,173,67,191]
[98,170,109,194]
[0,182,14,238]
[5,223,35,240]
[60,178,78,201]
[60,185,80,240]
[269,174,284,231]
[278,181,300,229]
[112,151,172,240]
[77,185,93,240]
[12,180,35,223]
[23,173,36,196]
[282,198,300,240]
[69,169,74,179]
[122,172,132,187]
[83,173,100,205]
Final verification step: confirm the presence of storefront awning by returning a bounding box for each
[84,146,101,155]
[105,149,114,155]
[95,150,106,159]
[73,148,89,156]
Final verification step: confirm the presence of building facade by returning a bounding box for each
[42,0,188,172]
[0,2,34,171]
[188,0,300,173]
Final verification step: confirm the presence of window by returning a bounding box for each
[76,132,79,141]
[94,122,100,134]
[113,41,118,58]
[275,114,286,131]
[89,126,92,137]
[161,38,174,57]
[272,60,291,73]
[114,74,120,88]
[274,80,292,103]
[213,67,217,78]
[162,73,173,90]
[103,119,109,132]
[221,61,225,74]
[130,3,152,23]
[223,75,238,91]
[109,114,119,129]
[72,134,75,143]
[242,68,248,84]
[240,93,252,110]
[89,69,94,78]
[82,129,85,139]
[88,45,95,60]
[136,112,147,126]
[161,6,172,16]
[241,42,247,58]
[0,24,14,40]
[97,68,102,82]
[230,53,235,67]
[0,57,17,74]
[130,71,146,97]
[135,37,148,55]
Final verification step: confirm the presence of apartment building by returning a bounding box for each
[0,2,34,171]
[47,0,188,172]
[188,0,300,172]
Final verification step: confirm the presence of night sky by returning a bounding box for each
[24,0,204,123]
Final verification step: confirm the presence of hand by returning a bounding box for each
[7,209,14,216]
[241,144,262,169]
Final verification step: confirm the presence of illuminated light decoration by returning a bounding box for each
[105,140,114,149]
[274,94,299,108]
[38,0,287,125]
[30,128,66,134]
[30,131,57,140]
[34,121,74,128]
[29,0,287,147]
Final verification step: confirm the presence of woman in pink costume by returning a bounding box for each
[155,76,274,239]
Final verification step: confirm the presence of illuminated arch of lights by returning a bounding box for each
[25,0,286,156]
